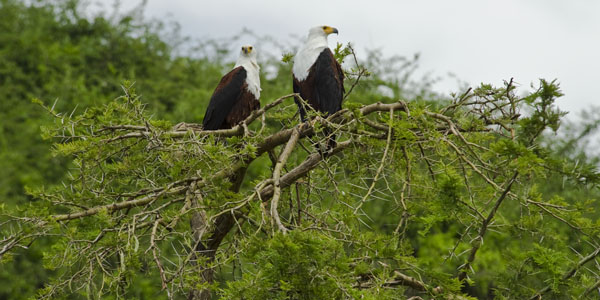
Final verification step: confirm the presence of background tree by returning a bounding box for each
[2,1,600,299]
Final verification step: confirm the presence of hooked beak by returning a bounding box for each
[324,26,339,35]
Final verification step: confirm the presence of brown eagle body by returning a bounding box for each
[293,48,345,122]
[293,25,344,150]
[203,66,260,130]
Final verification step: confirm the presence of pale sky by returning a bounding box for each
[93,0,600,120]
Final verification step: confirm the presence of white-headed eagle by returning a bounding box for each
[202,45,261,130]
[293,26,344,147]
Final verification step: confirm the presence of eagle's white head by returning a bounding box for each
[304,25,338,50]
[307,25,339,40]
[293,26,339,81]
[235,45,261,99]
[236,45,258,65]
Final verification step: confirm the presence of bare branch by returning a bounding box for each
[149,218,168,290]
[271,126,301,233]
[52,182,193,222]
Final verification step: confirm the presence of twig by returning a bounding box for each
[343,44,367,102]
[149,218,168,290]
[529,201,583,233]
[394,146,411,235]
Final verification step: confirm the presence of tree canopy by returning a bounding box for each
[2,1,600,300]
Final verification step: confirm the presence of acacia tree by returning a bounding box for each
[3,66,600,300]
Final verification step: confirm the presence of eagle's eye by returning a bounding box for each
[322,26,327,30]
[249,46,253,50]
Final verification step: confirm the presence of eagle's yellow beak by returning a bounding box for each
[323,26,339,35]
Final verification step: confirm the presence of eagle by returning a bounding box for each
[202,45,261,130]
[293,26,344,147]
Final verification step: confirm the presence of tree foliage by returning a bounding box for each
[2,1,600,300]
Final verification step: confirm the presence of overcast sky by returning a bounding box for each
[94,0,600,119]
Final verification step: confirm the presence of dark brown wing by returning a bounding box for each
[224,83,260,128]
[313,48,344,115]
[294,49,344,149]
[202,67,247,130]
[293,49,344,121]
[293,74,316,122]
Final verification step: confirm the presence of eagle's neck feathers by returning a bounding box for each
[293,33,329,81]
[235,56,261,99]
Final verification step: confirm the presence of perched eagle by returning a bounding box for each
[202,45,261,130]
[292,25,344,122]
[293,26,344,149]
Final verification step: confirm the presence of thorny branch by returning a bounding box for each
[41,100,411,224]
